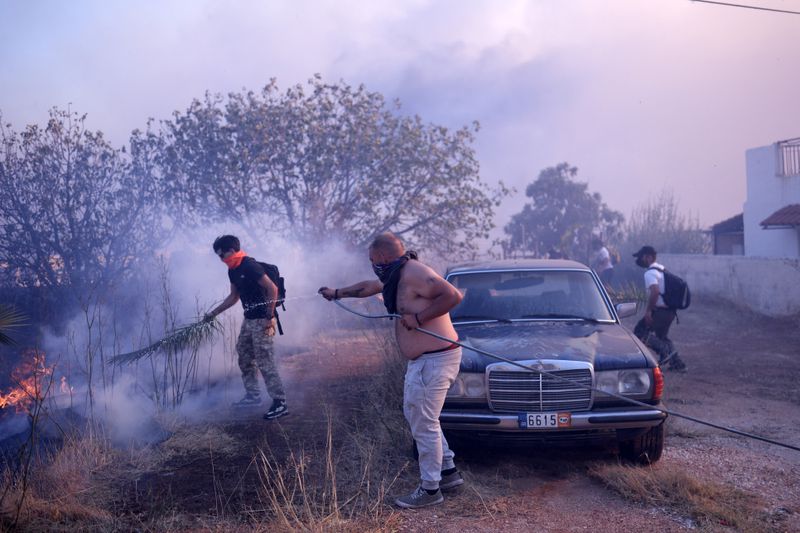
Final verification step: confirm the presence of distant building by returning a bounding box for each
[710,213,743,255]
[743,137,800,258]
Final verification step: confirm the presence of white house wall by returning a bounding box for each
[661,253,800,317]
[743,144,800,258]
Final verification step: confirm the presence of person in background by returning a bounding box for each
[589,237,614,287]
[318,232,464,509]
[205,235,289,419]
[631,245,687,372]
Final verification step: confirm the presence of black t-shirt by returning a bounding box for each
[228,257,272,319]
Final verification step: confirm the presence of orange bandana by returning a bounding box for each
[223,250,246,270]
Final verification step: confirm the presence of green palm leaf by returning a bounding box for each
[110,317,223,365]
[0,305,27,346]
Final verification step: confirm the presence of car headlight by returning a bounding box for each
[447,373,486,399]
[619,369,651,395]
[595,369,652,398]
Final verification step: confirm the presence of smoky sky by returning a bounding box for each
[2,0,799,229]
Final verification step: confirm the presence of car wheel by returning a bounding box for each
[618,423,664,464]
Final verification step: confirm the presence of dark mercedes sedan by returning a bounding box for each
[441,259,667,463]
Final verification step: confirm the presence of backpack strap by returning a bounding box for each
[274,310,284,335]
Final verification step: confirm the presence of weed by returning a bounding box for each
[590,462,774,531]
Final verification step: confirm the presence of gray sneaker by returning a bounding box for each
[440,470,464,491]
[232,394,261,407]
[394,486,444,509]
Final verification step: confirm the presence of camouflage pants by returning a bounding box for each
[236,318,285,400]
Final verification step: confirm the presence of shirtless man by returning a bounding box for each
[318,232,464,509]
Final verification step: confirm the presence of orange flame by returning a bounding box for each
[0,349,53,413]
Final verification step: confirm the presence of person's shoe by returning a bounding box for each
[439,470,464,491]
[668,358,688,373]
[263,399,289,420]
[232,394,261,408]
[394,486,444,509]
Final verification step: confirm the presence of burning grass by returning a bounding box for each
[589,462,775,531]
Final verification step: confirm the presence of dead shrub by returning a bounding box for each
[590,462,774,531]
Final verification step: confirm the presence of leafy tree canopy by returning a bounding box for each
[503,162,624,261]
[158,75,506,256]
[0,108,163,294]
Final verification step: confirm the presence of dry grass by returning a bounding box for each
[606,280,647,306]
[159,422,240,460]
[1,431,116,531]
[255,418,404,532]
[590,462,775,531]
[253,328,409,532]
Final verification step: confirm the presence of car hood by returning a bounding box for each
[453,321,650,372]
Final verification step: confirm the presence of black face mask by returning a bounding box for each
[372,251,419,283]
[635,257,647,268]
[372,256,407,283]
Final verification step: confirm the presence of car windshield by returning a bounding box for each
[447,269,614,322]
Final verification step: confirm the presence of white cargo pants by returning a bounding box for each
[403,346,462,491]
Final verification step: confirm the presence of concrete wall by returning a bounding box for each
[660,253,800,317]
[744,144,800,258]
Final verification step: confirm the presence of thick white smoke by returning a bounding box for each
[9,222,385,446]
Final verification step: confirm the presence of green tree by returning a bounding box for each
[159,76,505,256]
[0,108,163,294]
[503,163,624,260]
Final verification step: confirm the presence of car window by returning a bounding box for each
[448,270,614,322]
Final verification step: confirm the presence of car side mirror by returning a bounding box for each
[615,302,637,318]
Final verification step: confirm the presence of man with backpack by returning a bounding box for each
[205,235,289,419]
[632,245,688,372]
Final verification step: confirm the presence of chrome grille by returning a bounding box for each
[488,365,592,413]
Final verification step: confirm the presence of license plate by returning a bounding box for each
[518,412,572,429]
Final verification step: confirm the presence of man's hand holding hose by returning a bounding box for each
[318,286,339,301]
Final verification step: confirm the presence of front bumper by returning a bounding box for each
[440,404,667,432]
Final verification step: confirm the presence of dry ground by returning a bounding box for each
[4,296,799,532]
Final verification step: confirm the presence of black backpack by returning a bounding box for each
[648,266,691,310]
[258,261,287,334]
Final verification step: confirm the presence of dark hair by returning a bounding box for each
[632,245,657,258]
[213,235,240,254]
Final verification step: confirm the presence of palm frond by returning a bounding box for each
[0,304,27,346]
[110,317,223,365]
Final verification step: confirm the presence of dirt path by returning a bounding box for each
[120,298,800,531]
